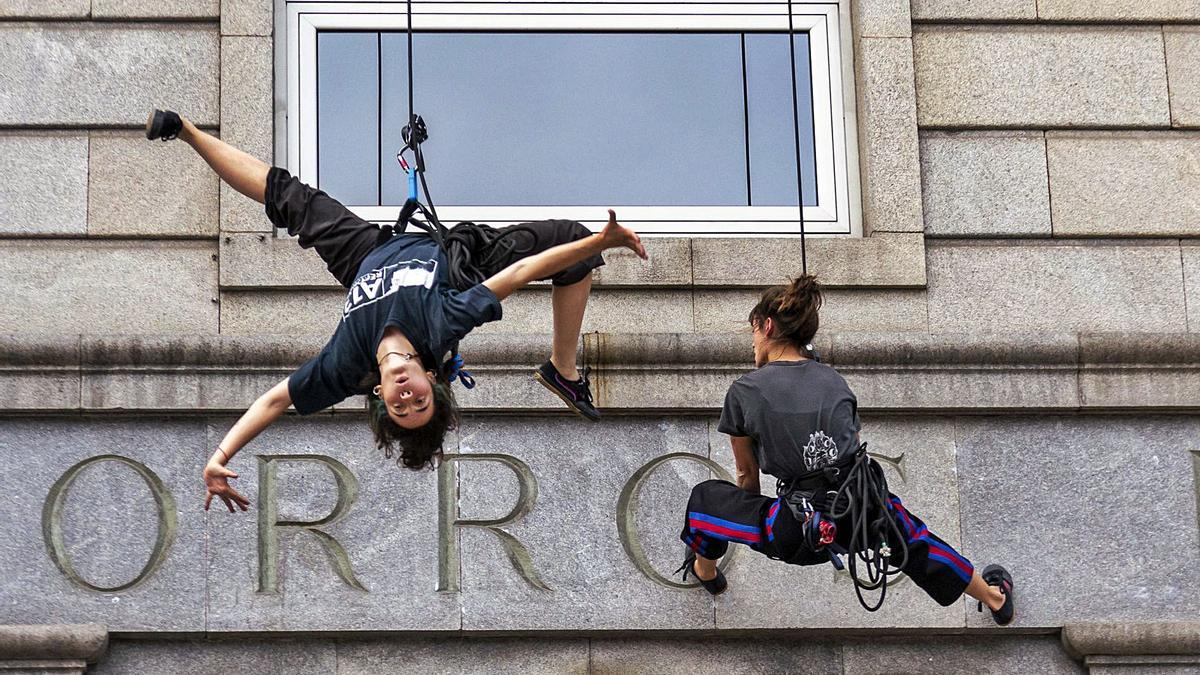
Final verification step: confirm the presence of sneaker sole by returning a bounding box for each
[145,110,161,140]
[534,371,600,422]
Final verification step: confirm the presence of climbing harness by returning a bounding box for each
[776,443,910,612]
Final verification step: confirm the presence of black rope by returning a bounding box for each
[825,444,910,612]
[786,0,809,276]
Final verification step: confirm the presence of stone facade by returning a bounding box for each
[0,0,1197,672]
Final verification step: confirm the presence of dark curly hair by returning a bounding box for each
[748,274,823,348]
[363,370,460,471]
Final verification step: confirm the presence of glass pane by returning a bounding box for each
[745,33,817,206]
[381,33,747,207]
[317,32,379,205]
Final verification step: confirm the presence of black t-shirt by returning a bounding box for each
[288,234,502,414]
[717,360,861,481]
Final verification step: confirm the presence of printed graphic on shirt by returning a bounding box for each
[802,430,840,471]
[344,258,438,319]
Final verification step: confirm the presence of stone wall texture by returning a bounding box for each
[2,0,1199,670]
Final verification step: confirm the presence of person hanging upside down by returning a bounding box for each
[143,110,647,510]
[677,275,1015,625]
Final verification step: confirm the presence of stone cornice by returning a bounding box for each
[1,332,1198,413]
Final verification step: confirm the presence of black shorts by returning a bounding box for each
[681,479,974,607]
[264,167,604,289]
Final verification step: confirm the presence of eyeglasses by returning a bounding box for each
[377,351,417,366]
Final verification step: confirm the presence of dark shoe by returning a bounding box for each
[978,564,1015,625]
[676,552,727,596]
[534,362,600,421]
[145,109,183,141]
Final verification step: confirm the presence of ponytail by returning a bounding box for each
[748,274,823,347]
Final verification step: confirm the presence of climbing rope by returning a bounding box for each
[786,0,810,276]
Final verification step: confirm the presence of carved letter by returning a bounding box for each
[42,455,177,593]
[437,453,547,592]
[257,455,366,593]
[617,452,741,589]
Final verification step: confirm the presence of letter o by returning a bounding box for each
[41,455,178,593]
[617,452,741,589]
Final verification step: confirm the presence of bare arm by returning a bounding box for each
[483,210,646,301]
[730,435,761,495]
[203,377,292,512]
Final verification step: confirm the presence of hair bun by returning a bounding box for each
[779,274,821,312]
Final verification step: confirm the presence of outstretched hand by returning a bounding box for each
[599,209,648,260]
[204,461,250,513]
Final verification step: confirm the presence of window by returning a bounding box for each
[285,1,857,236]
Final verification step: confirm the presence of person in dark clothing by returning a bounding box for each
[678,275,1015,625]
[143,110,646,511]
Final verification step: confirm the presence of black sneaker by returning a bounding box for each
[978,564,1015,625]
[145,109,183,141]
[676,552,727,595]
[534,362,600,421]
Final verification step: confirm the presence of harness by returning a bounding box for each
[775,443,910,612]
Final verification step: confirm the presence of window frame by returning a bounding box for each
[284,0,860,237]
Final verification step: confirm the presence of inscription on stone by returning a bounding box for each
[617,452,741,589]
[41,454,177,593]
[437,453,547,592]
[256,454,366,593]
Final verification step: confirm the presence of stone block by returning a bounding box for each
[834,332,1081,411]
[842,635,1083,674]
[1186,245,1199,332]
[0,419,208,631]
[910,0,1036,20]
[475,288,694,335]
[695,289,928,334]
[914,26,1170,128]
[692,234,926,288]
[0,24,219,126]
[956,416,1200,627]
[222,0,273,37]
[92,639,335,675]
[0,240,219,334]
[0,1,88,17]
[91,0,218,19]
[219,290,343,335]
[204,416,460,631]
[337,638,589,674]
[1165,29,1200,128]
[589,638,840,674]
[88,131,219,237]
[926,241,1188,333]
[852,0,911,39]
[856,38,923,234]
[712,416,967,628]
[920,131,1051,238]
[592,237,691,286]
[219,235,336,289]
[0,133,88,235]
[454,417,717,630]
[1047,131,1200,237]
[222,182,274,233]
[1038,1,1200,21]
[221,37,274,164]
[1078,333,1200,409]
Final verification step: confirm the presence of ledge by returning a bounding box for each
[1061,622,1200,659]
[2,332,1198,414]
[0,624,107,662]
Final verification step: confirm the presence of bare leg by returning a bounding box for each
[964,570,1006,612]
[549,275,591,381]
[693,555,719,582]
[178,118,269,204]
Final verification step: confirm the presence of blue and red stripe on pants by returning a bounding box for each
[681,479,974,606]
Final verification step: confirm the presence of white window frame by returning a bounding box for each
[283,0,860,236]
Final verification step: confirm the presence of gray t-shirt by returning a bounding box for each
[717,360,861,481]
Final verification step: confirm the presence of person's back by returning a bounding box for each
[719,360,859,482]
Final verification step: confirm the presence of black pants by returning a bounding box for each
[680,479,974,606]
[264,167,603,289]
